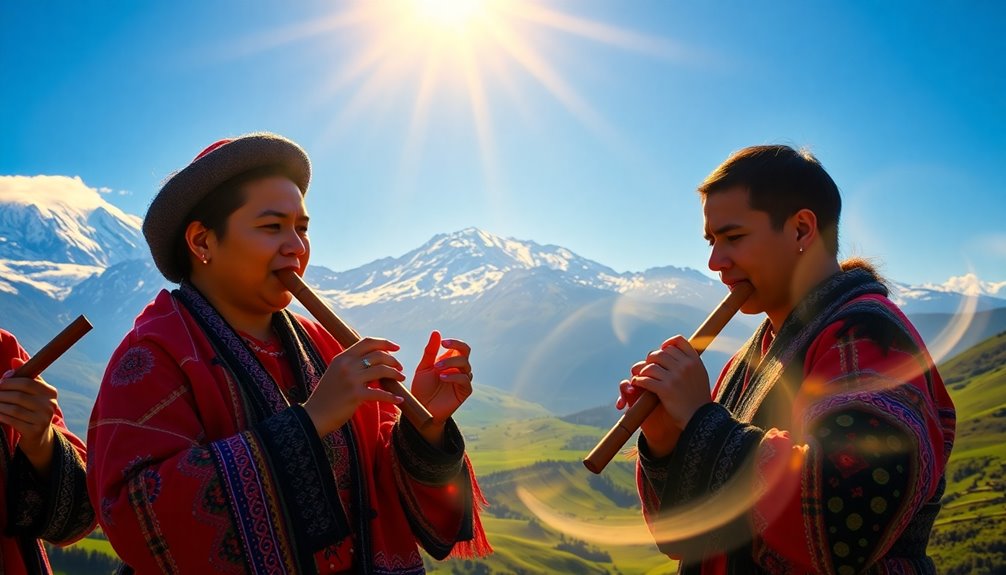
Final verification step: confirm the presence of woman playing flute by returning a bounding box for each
[0,328,95,574]
[87,133,490,574]
[617,145,954,574]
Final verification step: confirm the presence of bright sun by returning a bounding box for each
[410,0,488,33]
[244,0,676,192]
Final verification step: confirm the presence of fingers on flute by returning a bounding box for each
[361,387,404,405]
[350,337,401,354]
[629,360,647,377]
[434,354,471,375]
[0,378,58,399]
[366,365,407,382]
[361,351,404,372]
[627,376,664,399]
[440,337,471,356]
[660,335,698,357]
[616,379,637,410]
[0,399,53,426]
[438,371,474,388]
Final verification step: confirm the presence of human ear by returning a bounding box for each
[184,221,215,264]
[792,208,818,247]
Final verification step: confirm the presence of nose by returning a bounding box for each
[281,229,308,257]
[708,243,730,273]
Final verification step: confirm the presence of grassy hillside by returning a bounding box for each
[929,331,1006,574]
[455,384,552,429]
[463,414,625,475]
[424,460,675,574]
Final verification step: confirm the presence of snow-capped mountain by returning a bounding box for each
[3,178,1006,433]
[0,175,144,276]
[890,275,1006,314]
[306,227,724,310]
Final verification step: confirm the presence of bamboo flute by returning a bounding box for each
[276,269,435,430]
[583,282,753,474]
[11,315,93,379]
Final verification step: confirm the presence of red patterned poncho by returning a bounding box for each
[636,267,956,574]
[88,286,489,574]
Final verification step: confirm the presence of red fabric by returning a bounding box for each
[1,329,93,575]
[194,139,233,161]
[0,329,30,575]
[87,291,488,574]
[645,294,954,573]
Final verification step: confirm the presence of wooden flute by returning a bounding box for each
[276,270,435,430]
[11,315,93,379]
[583,282,753,474]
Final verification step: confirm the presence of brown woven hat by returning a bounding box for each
[143,132,311,282]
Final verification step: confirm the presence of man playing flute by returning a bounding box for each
[87,133,490,574]
[0,328,95,574]
[617,145,955,574]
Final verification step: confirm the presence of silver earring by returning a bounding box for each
[799,246,804,254]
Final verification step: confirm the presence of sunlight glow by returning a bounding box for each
[234,1,679,193]
[411,0,487,33]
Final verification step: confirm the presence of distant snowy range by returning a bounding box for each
[3,174,1006,436]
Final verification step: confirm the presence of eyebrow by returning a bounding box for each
[255,209,309,222]
[703,223,743,242]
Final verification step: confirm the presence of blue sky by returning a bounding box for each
[2,1,1003,286]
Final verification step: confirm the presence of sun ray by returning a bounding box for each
[460,38,503,201]
[483,16,615,141]
[395,44,444,193]
[223,5,376,61]
[503,2,685,59]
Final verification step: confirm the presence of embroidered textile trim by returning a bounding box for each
[210,433,300,574]
[392,418,465,486]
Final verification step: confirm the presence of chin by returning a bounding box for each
[740,300,763,315]
[261,292,294,313]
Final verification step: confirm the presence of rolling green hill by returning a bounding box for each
[930,331,1006,574]
[424,414,676,573]
[463,414,622,475]
[454,384,552,430]
[425,459,676,574]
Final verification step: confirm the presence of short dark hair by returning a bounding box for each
[698,145,841,255]
[173,164,294,279]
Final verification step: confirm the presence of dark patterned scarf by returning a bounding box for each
[171,282,376,573]
[714,267,891,430]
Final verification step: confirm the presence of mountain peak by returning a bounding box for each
[0,175,144,267]
[923,273,1006,298]
[416,227,593,273]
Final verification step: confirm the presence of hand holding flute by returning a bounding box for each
[1,315,92,476]
[277,270,474,444]
[584,283,752,473]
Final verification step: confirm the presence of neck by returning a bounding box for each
[189,275,274,341]
[767,252,841,332]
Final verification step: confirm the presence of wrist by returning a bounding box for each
[417,420,446,448]
[19,425,54,455]
[302,402,332,437]
[641,425,681,458]
[19,426,55,477]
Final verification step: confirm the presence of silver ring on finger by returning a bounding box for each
[361,358,372,369]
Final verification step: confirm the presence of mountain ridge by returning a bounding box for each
[3,184,1006,435]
